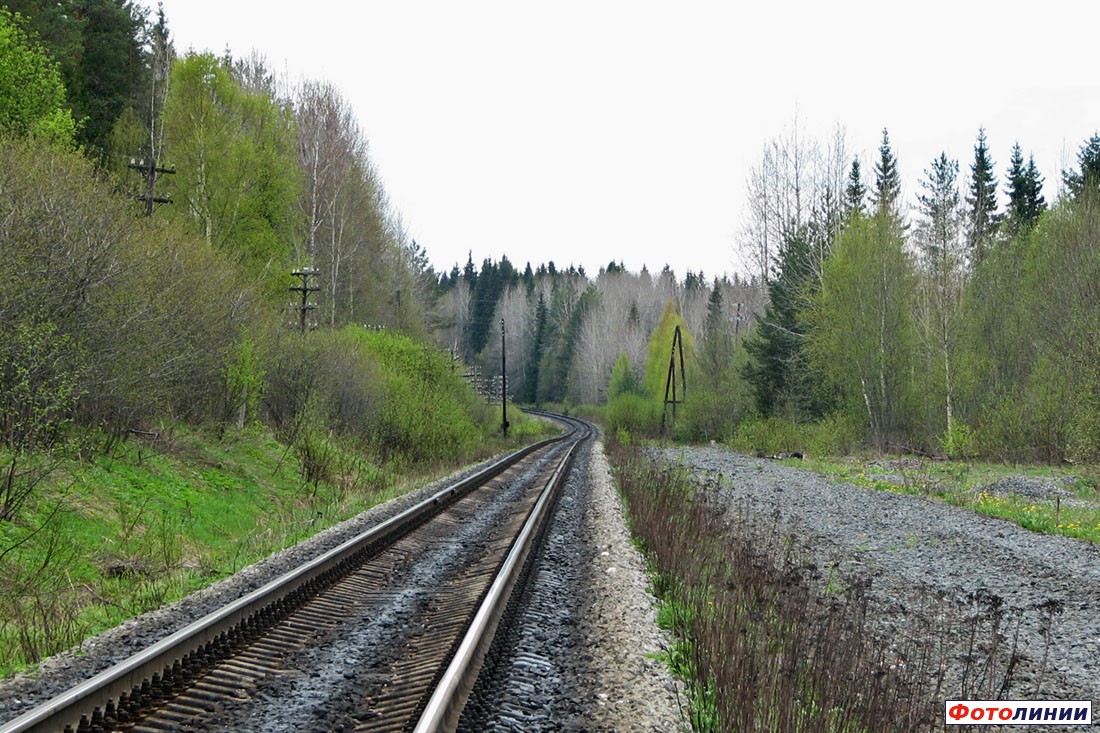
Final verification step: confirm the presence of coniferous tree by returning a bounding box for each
[965,128,998,261]
[918,153,962,266]
[1005,143,1046,232]
[844,157,867,218]
[916,153,964,442]
[523,292,548,403]
[872,128,904,229]
[741,225,828,419]
[1062,132,1100,199]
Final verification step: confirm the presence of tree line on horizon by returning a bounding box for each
[4,0,1100,465]
[439,125,1100,463]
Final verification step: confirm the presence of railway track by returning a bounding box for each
[0,414,592,733]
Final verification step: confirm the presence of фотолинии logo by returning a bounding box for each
[945,700,1092,726]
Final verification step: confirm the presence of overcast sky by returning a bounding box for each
[152,1,1100,279]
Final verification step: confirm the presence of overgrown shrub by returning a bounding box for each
[604,392,662,438]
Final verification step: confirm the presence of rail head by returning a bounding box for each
[413,415,592,732]
[0,425,576,733]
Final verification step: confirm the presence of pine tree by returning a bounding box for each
[965,128,998,260]
[873,129,904,229]
[918,153,962,268]
[845,157,867,218]
[1062,132,1100,199]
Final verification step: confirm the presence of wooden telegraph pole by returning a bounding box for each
[128,156,175,216]
[660,325,687,435]
[290,267,320,334]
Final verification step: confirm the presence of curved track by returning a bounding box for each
[0,414,592,733]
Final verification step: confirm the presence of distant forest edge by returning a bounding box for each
[3,1,1100,467]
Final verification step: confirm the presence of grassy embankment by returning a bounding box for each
[0,419,549,680]
[0,327,555,679]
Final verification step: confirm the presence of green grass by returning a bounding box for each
[782,453,1100,544]
[0,414,554,679]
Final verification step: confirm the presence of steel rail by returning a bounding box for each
[0,427,571,733]
[412,416,590,732]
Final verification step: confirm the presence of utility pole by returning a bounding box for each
[290,267,320,334]
[128,156,175,216]
[500,318,509,436]
[660,325,687,435]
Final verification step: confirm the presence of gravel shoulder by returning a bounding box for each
[649,445,1100,715]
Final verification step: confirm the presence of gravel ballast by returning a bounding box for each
[0,437,685,731]
[648,445,1100,723]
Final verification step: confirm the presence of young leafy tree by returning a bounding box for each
[643,302,696,403]
[964,128,998,261]
[809,210,917,448]
[0,9,76,143]
[161,52,300,295]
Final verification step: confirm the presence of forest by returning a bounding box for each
[439,124,1100,465]
[3,0,1100,482]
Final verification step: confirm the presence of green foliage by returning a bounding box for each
[0,135,253,431]
[741,223,831,420]
[161,52,300,296]
[940,421,977,460]
[677,343,754,444]
[809,211,918,448]
[643,302,695,399]
[965,128,999,258]
[356,328,484,465]
[1062,132,1100,199]
[0,322,81,452]
[607,353,641,399]
[0,9,76,144]
[604,391,662,437]
[1004,142,1046,234]
[729,414,863,458]
[223,337,266,429]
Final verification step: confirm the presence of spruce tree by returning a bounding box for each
[872,129,904,229]
[523,293,547,403]
[1006,143,1046,232]
[1062,132,1100,199]
[845,157,867,218]
[741,225,828,418]
[965,128,998,260]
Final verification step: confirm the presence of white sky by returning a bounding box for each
[152,0,1100,279]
